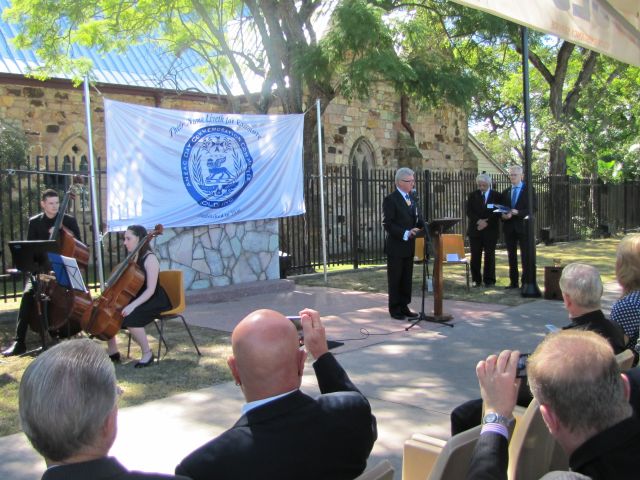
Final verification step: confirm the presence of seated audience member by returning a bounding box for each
[451,263,625,435]
[19,338,188,480]
[176,308,377,480]
[466,330,640,480]
[558,263,626,353]
[611,234,640,357]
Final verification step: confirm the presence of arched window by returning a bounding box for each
[349,138,375,206]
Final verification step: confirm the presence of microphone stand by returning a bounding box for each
[406,191,454,330]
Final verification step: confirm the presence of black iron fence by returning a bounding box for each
[279,167,640,274]
[2,160,639,300]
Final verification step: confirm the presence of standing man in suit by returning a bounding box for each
[383,167,425,320]
[2,188,82,357]
[20,338,188,480]
[176,308,377,480]
[466,173,503,288]
[501,165,535,290]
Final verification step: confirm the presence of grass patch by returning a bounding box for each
[295,238,620,306]
[0,321,232,437]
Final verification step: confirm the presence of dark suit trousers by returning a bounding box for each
[15,280,36,341]
[504,229,529,287]
[387,255,414,314]
[469,233,497,285]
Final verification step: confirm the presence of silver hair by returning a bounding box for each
[476,173,492,185]
[559,263,603,309]
[508,165,523,174]
[19,338,117,462]
[395,167,415,183]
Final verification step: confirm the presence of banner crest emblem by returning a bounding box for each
[181,125,254,208]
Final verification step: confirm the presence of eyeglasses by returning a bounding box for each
[399,179,415,183]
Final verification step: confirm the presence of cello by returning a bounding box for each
[80,225,163,340]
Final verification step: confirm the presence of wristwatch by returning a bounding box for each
[482,411,514,429]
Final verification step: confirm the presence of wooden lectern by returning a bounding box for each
[427,218,460,322]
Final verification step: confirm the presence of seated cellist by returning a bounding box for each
[106,224,171,368]
[2,189,82,357]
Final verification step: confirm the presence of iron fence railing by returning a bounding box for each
[2,160,639,300]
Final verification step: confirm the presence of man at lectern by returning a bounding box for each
[2,189,81,357]
[383,167,425,320]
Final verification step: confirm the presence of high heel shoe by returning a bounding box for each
[134,353,155,368]
[109,352,121,363]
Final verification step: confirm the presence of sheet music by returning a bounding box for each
[47,253,88,292]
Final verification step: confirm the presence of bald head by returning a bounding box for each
[228,309,306,402]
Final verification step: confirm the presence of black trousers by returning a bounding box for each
[14,280,36,342]
[469,233,497,285]
[387,255,414,314]
[504,229,529,287]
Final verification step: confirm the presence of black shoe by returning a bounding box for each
[473,282,482,288]
[390,312,406,320]
[401,308,419,318]
[134,354,155,368]
[2,341,26,357]
[484,283,496,288]
[504,285,519,290]
[109,352,121,363]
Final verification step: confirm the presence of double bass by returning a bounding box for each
[80,225,163,340]
[28,180,91,337]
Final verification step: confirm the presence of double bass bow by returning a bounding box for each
[80,225,163,340]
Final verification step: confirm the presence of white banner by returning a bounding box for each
[104,99,305,231]
[450,0,640,67]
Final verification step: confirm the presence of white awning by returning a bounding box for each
[450,0,640,66]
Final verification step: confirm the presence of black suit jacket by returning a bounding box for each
[562,310,627,355]
[42,457,188,480]
[383,189,425,258]
[27,212,82,241]
[176,353,377,480]
[465,431,508,480]
[466,189,503,238]
[501,184,536,236]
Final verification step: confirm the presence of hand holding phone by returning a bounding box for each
[516,353,530,378]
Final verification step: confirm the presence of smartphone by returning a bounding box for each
[516,353,530,378]
[545,324,560,333]
[286,316,304,345]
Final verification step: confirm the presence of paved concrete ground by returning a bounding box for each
[0,282,622,480]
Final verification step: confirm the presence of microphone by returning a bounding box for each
[411,188,419,201]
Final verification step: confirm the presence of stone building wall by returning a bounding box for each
[322,82,475,171]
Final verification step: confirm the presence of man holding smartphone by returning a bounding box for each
[176,308,377,480]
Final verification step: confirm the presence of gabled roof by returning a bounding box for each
[0,0,221,94]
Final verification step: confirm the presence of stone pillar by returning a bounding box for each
[154,219,280,290]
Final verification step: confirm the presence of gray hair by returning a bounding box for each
[476,173,492,185]
[528,330,631,436]
[395,167,415,183]
[508,165,523,175]
[19,339,117,462]
[559,263,603,309]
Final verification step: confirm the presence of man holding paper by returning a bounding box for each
[466,173,503,288]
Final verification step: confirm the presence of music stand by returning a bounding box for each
[407,218,460,330]
[8,240,59,353]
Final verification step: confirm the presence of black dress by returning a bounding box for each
[122,252,171,328]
